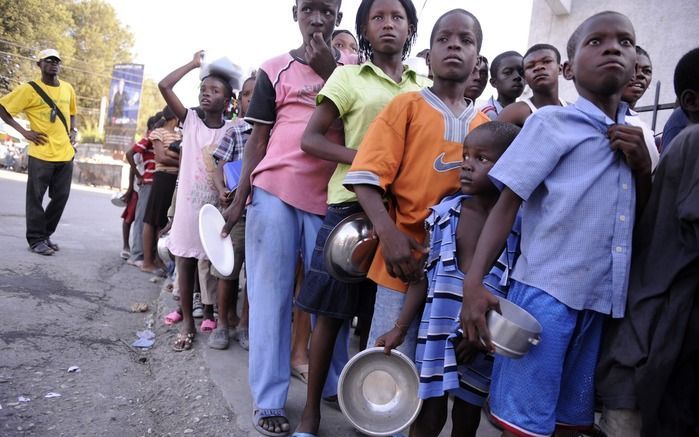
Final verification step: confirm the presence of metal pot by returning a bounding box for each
[486,296,542,359]
[337,347,422,436]
[157,233,172,264]
[323,212,378,283]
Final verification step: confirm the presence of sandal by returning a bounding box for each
[200,318,217,333]
[172,332,194,352]
[164,310,183,325]
[252,409,290,437]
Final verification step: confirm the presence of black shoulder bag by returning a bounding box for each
[28,81,70,136]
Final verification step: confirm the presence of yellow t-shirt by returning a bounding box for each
[0,80,77,162]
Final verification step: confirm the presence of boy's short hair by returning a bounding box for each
[524,44,561,63]
[147,114,161,131]
[429,9,483,52]
[673,47,699,98]
[332,29,356,40]
[636,45,651,64]
[490,51,522,78]
[203,73,233,98]
[468,121,521,152]
[566,11,628,60]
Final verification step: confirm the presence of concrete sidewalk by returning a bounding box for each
[157,287,501,437]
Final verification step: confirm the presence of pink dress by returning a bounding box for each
[168,109,233,259]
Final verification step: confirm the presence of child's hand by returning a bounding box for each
[453,337,478,364]
[608,124,651,175]
[191,50,205,68]
[306,32,336,81]
[460,282,499,352]
[221,200,244,237]
[379,227,427,283]
[218,190,232,208]
[375,327,406,355]
[159,220,172,238]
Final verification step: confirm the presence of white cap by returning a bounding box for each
[38,49,61,61]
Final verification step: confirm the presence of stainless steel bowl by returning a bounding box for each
[324,212,378,283]
[486,296,542,359]
[157,233,172,264]
[111,191,127,208]
[338,347,422,436]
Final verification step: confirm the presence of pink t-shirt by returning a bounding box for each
[244,51,355,215]
[168,109,233,259]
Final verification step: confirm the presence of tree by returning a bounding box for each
[0,0,134,140]
[137,79,166,136]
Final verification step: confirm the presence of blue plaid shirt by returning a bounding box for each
[489,97,635,318]
[213,118,252,163]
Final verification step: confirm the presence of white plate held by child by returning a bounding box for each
[198,204,234,276]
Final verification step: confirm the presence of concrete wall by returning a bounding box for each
[528,0,699,132]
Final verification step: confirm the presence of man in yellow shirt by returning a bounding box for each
[0,49,77,255]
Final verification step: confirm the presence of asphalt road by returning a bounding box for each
[0,169,499,437]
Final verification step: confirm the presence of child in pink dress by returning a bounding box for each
[158,50,237,351]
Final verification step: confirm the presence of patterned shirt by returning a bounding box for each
[131,137,155,184]
[489,96,636,317]
[213,118,252,163]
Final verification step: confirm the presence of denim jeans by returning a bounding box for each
[246,187,348,412]
[128,183,151,262]
[25,156,73,247]
[367,285,420,360]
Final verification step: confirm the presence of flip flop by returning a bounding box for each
[200,319,217,333]
[252,409,290,437]
[291,363,309,384]
[172,332,194,352]
[164,310,183,325]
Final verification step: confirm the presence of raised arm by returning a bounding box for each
[301,100,355,164]
[461,187,522,350]
[354,185,426,284]
[221,123,272,235]
[158,51,204,121]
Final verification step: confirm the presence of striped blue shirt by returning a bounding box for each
[489,96,635,318]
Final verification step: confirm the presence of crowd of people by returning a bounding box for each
[109,1,697,437]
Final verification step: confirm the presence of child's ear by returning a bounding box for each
[680,89,699,117]
[562,61,574,80]
[292,4,298,22]
[336,11,343,26]
[489,76,497,87]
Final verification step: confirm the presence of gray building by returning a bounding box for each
[528,0,699,132]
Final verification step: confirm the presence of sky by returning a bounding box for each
[109,0,534,106]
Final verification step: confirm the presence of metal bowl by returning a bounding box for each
[157,233,172,264]
[324,213,378,283]
[486,296,542,359]
[338,347,422,436]
[111,191,127,208]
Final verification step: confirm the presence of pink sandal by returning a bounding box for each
[200,319,217,333]
[164,310,183,325]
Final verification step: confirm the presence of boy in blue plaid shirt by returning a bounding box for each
[207,72,256,350]
[461,12,652,436]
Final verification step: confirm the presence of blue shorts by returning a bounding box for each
[488,281,604,436]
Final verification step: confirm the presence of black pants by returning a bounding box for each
[26,156,73,247]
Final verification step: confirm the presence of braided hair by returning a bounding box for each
[355,0,418,63]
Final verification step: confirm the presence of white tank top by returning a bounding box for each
[523,97,568,113]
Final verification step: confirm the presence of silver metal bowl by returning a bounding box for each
[111,191,126,207]
[486,296,542,359]
[338,347,422,436]
[157,233,172,264]
[324,212,378,283]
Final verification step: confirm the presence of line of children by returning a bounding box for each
[293,0,426,435]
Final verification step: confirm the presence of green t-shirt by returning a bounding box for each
[318,62,430,204]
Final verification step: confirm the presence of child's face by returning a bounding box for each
[622,54,652,105]
[523,49,561,93]
[460,134,502,196]
[429,13,479,83]
[491,55,524,99]
[199,77,229,113]
[239,79,256,118]
[569,14,636,98]
[332,32,358,55]
[362,0,411,58]
[464,57,488,100]
[293,0,342,46]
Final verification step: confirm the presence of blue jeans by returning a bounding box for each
[128,183,151,262]
[367,285,419,360]
[246,187,347,412]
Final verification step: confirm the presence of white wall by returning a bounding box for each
[528,0,699,132]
